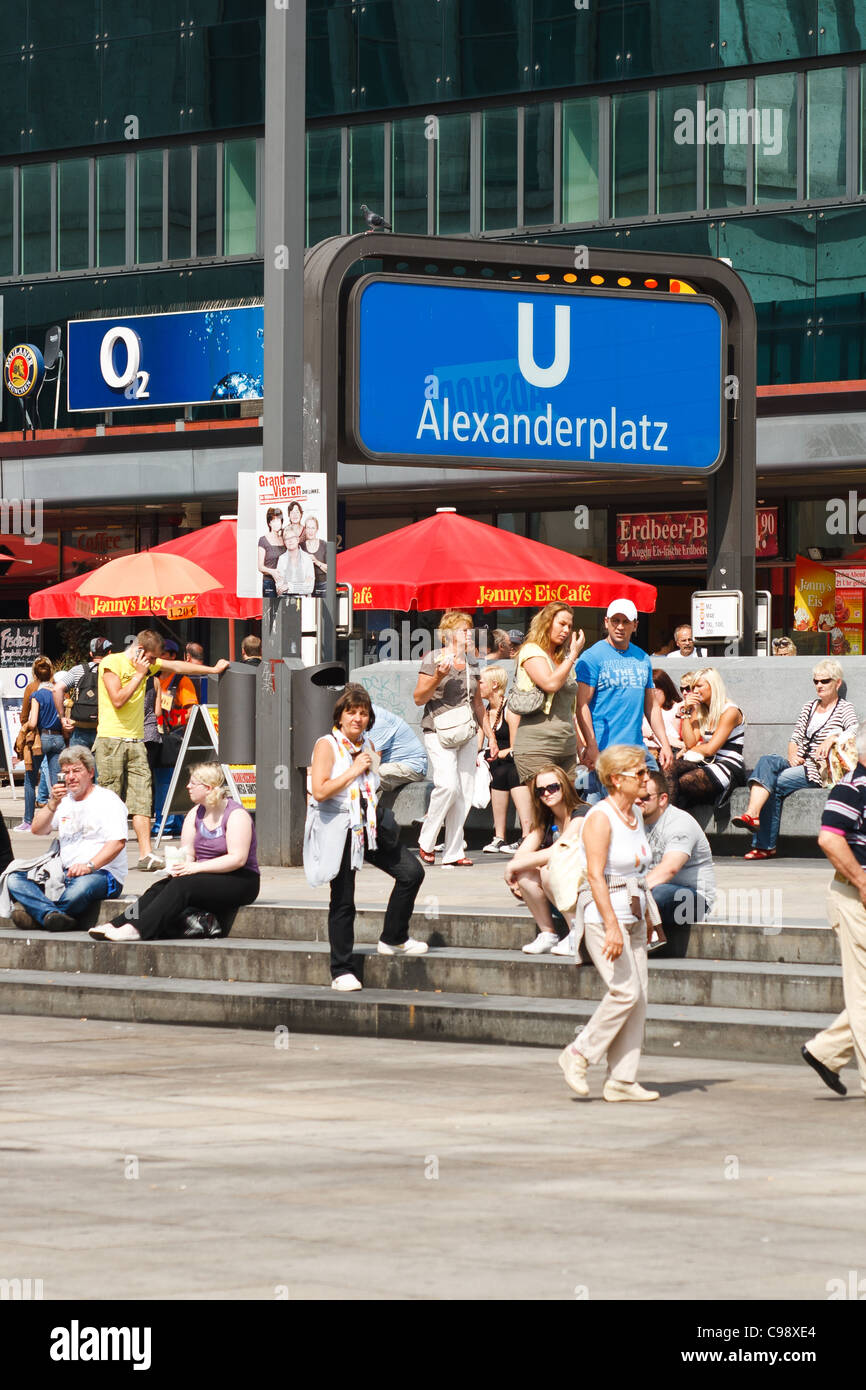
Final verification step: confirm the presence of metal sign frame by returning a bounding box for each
[304,232,757,654]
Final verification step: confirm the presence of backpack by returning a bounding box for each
[71,663,99,726]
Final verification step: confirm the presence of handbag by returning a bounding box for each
[432,659,476,749]
[546,818,587,914]
[508,652,546,715]
[471,754,492,809]
[820,729,859,788]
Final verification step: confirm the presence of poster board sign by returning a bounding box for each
[237,472,328,599]
[691,590,743,641]
[0,622,41,668]
[794,556,836,634]
[832,587,863,655]
[616,507,778,563]
[154,705,243,846]
[0,697,22,797]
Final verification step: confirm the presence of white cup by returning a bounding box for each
[164,844,192,872]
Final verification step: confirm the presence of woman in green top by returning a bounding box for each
[512,602,585,784]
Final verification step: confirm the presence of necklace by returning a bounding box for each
[609,797,637,829]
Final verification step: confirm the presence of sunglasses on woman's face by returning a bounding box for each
[536,781,562,796]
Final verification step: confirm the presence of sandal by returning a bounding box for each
[732,812,760,830]
[744,848,776,859]
[442,857,474,867]
[417,846,436,864]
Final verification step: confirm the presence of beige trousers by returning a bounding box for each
[805,878,866,1096]
[575,914,649,1083]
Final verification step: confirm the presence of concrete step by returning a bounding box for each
[92,899,840,966]
[0,930,844,1015]
[0,966,831,1064]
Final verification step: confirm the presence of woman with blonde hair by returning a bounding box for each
[94,762,260,941]
[667,666,746,809]
[415,611,496,866]
[557,745,659,1103]
[478,665,532,853]
[511,601,585,783]
[733,659,856,858]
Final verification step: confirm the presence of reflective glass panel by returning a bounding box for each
[657,85,697,214]
[96,154,127,268]
[623,0,715,84]
[482,107,517,231]
[168,147,191,260]
[435,113,471,235]
[612,91,648,218]
[307,128,343,246]
[358,1,442,109]
[815,206,866,382]
[0,55,26,157]
[28,0,99,47]
[755,72,798,205]
[136,150,164,263]
[719,0,815,67]
[224,138,257,255]
[349,125,384,234]
[392,117,428,234]
[524,103,554,227]
[819,1,866,55]
[196,143,217,256]
[531,0,597,89]
[0,168,13,276]
[58,158,90,272]
[102,34,187,144]
[457,0,529,100]
[306,4,356,119]
[562,97,598,224]
[187,20,264,130]
[21,164,52,275]
[720,213,816,384]
[705,80,748,209]
[808,67,847,200]
[28,45,100,152]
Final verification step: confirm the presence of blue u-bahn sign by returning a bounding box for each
[349,278,726,473]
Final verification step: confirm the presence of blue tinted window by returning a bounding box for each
[562,98,599,224]
[482,107,518,230]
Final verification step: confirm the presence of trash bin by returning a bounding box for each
[291,662,346,767]
[217,660,257,764]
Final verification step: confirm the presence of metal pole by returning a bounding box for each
[255,0,308,867]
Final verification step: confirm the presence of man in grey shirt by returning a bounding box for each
[636,769,716,958]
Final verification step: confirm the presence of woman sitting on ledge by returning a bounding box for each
[90,763,260,942]
[666,668,746,810]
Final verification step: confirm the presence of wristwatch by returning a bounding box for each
[86,861,96,872]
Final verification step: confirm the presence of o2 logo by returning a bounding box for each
[99,326,150,401]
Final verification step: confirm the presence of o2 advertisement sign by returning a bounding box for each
[348,278,726,474]
[67,306,264,411]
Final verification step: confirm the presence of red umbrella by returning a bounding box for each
[336,511,656,612]
[29,520,262,621]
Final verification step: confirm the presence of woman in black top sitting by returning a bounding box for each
[504,763,585,955]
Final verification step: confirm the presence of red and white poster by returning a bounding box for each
[237,472,328,599]
[616,507,778,563]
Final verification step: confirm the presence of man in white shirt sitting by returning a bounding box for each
[7,746,128,932]
[635,769,716,958]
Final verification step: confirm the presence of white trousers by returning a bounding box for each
[575,915,649,1083]
[418,732,477,862]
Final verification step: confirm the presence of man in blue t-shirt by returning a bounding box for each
[576,598,673,799]
[372,703,428,792]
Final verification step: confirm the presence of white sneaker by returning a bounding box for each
[522,931,559,955]
[331,973,362,991]
[501,841,522,854]
[558,1044,589,1097]
[377,938,429,956]
[551,932,575,956]
[483,837,506,853]
[102,923,141,942]
[603,1079,660,1103]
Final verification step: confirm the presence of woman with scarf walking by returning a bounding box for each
[306,684,428,991]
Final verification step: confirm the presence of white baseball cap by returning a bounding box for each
[606,598,638,622]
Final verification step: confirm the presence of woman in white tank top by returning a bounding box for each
[557,744,662,1104]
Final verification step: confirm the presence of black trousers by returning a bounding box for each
[114,869,260,940]
[328,831,425,979]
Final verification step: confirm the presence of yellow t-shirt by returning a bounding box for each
[97,652,162,740]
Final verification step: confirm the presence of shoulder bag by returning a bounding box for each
[432,659,476,749]
[508,648,546,715]
[546,816,587,914]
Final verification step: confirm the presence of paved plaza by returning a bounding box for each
[1,1015,864,1301]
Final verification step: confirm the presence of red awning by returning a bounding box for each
[336,511,657,612]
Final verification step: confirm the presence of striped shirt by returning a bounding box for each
[790,697,858,785]
[821,762,866,866]
[702,701,746,793]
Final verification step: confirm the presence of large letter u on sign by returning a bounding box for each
[517,302,570,389]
